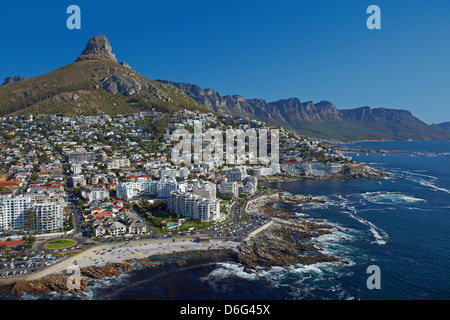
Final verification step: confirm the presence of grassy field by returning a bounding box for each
[44,239,77,250]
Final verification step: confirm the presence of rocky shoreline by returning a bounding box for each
[259,163,392,182]
[237,194,346,271]
[1,263,135,297]
[237,219,341,271]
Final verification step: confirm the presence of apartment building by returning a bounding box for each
[0,195,65,233]
[106,157,131,170]
[168,190,221,222]
[116,178,188,200]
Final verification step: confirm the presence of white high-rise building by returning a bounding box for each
[168,191,220,222]
[192,180,216,200]
[221,181,239,197]
[116,181,143,200]
[0,195,30,231]
[0,195,65,233]
[227,167,247,182]
[116,178,188,200]
[33,201,64,232]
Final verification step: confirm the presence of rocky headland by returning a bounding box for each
[237,219,341,271]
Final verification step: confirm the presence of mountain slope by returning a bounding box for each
[0,36,209,117]
[436,122,450,132]
[158,80,450,142]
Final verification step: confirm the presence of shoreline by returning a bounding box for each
[259,163,392,183]
[0,237,240,286]
[1,188,345,297]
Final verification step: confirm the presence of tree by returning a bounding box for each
[24,209,36,235]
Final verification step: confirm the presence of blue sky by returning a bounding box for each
[1,0,449,124]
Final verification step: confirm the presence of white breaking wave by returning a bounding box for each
[361,191,427,204]
[395,169,450,194]
[418,179,450,194]
[342,203,389,246]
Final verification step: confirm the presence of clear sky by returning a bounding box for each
[1,0,449,124]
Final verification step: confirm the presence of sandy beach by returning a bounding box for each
[0,237,240,284]
[76,238,240,268]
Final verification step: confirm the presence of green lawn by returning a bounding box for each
[44,239,77,250]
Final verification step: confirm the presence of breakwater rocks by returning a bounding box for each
[2,263,134,297]
[237,219,341,271]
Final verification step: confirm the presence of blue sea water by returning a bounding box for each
[12,141,450,300]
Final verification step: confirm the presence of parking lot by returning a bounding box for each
[0,254,63,278]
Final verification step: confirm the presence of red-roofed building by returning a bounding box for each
[94,211,113,220]
[0,240,25,248]
[91,207,102,213]
[0,180,22,187]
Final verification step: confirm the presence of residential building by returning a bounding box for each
[0,195,65,233]
[106,157,131,170]
[168,190,221,222]
[221,181,239,197]
[116,178,187,200]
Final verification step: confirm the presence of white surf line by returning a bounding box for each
[342,201,388,246]
[390,168,450,194]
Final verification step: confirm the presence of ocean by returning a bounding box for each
[7,141,450,300]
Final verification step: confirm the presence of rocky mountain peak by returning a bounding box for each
[76,35,117,62]
[2,76,27,85]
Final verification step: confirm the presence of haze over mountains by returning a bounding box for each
[1,35,449,142]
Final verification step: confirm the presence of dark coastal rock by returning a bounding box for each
[80,262,134,279]
[143,248,238,265]
[3,263,134,296]
[8,274,87,296]
[237,221,339,270]
[280,194,327,205]
[340,163,392,179]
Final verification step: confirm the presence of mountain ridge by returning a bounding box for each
[157,80,450,142]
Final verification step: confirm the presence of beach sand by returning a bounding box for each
[16,238,240,282]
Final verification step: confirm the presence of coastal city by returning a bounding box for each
[1,0,450,305]
[0,109,355,281]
